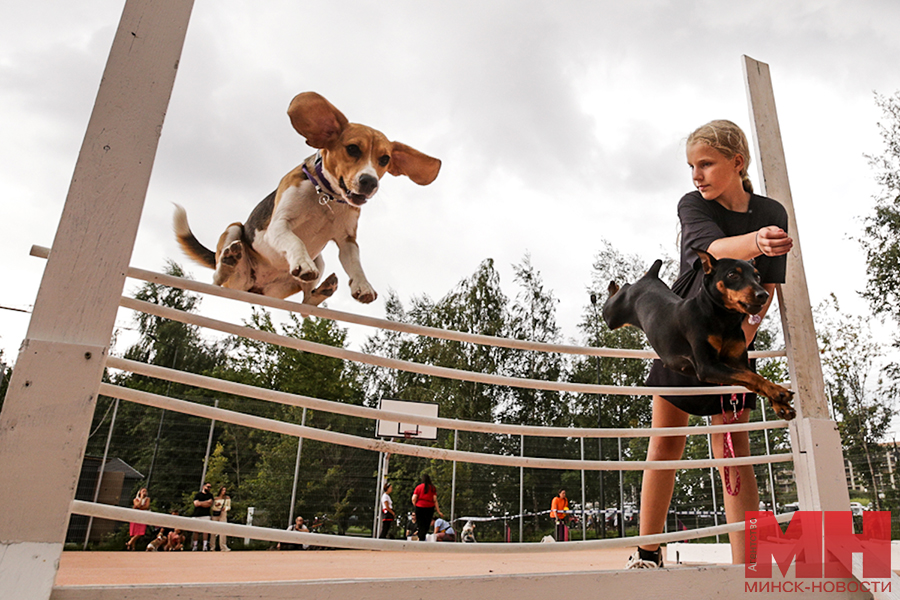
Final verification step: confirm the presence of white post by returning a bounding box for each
[519,434,524,542]
[743,55,850,513]
[760,405,778,511]
[705,417,720,543]
[0,2,194,598]
[373,450,384,537]
[82,398,120,550]
[580,437,586,540]
[289,407,307,526]
[450,429,458,524]
[199,398,219,487]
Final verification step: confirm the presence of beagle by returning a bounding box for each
[173,92,441,305]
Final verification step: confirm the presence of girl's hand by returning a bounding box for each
[755,226,793,257]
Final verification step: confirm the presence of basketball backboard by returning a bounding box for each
[376,399,439,440]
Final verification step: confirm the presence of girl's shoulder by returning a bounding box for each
[749,193,787,217]
[749,194,788,231]
[677,190,705,207]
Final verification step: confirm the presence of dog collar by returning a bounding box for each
[302,154,348,206]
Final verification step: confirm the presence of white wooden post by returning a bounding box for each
[742,55,850,513]
[0,1,194,598]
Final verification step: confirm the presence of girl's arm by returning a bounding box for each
[707,226,792,261]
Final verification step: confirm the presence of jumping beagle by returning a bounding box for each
[174,92,441,305]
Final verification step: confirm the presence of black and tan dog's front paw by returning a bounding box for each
[770,389,796,421]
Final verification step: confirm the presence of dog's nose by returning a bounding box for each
[755,289,769,303]
[358,174,378,196]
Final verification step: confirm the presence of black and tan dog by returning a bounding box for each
[174,92,441,305]
[602,249,795,420]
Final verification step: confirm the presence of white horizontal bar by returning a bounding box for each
[29,245,785,360]
[99,383,793,471]
[106,356,789,439]
[122,296,786,398]
[71,500,794,553]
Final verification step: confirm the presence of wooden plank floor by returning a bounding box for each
[55,547,640,586]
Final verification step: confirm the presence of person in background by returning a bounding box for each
[432,516,456,542]
[380,482,395,539]
[126,487,150,550]
[405,513,418,540]
[411,473,442,542]
[166,528,185,551]
[191,482,214,551]
[550,489,570,542]
[210,486,231,551]
[278,515,309,550]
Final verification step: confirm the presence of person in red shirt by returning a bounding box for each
[550,489,570,541]
[411,473,443,542]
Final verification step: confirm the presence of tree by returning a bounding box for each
[861,92,900,331]
[815,294,896,510]
[86,262,229,515]
[233,311,373,533]
[361,260,521,537]
[570,240,662,535]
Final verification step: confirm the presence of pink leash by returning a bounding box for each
[721,393,745,496]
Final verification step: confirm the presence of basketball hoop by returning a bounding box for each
[401,430,417,440]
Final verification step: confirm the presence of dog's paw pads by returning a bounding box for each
[315,273,338,298]
[772,402,796,421]
[292,265,319,282]
[221,241,243,266]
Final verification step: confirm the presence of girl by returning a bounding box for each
[380,482,395,539]
[126,487,150,550]
[626,120,792,569]
[210,486,231,551]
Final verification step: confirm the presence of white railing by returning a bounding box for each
[38,251,793,551]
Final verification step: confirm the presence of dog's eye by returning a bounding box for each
[378,155,390,167]
[346,144,362,158]
[727,271,739,280]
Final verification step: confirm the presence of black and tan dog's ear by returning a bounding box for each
[693,247,717,274]
[287,92,349,148]
[388,142,441,185]
[608,281,620,296]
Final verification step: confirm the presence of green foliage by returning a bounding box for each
[862,92,900,327]
[814,294,896,510]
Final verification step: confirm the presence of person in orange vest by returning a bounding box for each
[550,489,570,541]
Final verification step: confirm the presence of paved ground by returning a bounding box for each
[56,548,648,586]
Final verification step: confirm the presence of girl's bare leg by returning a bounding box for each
[637,396,690,551]
[711,409,759,563]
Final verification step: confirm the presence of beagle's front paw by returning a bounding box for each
[350,279,377,304]
[291,258,320,282]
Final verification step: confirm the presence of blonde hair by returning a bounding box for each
[687,120,754,193]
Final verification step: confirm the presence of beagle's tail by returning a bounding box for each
[173,204,217,269]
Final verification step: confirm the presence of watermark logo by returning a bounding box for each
[745,510,891,591]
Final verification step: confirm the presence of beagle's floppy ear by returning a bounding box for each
[387,142,441,185]
[692,247,717,275]
[287,92,349,149]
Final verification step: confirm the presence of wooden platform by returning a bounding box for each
[51,550,877,600]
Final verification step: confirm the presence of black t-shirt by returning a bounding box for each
[672,191,787,299]
[645,191,788,416]
[193,491,213,517]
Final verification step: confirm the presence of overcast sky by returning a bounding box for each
[2,2,899,410]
